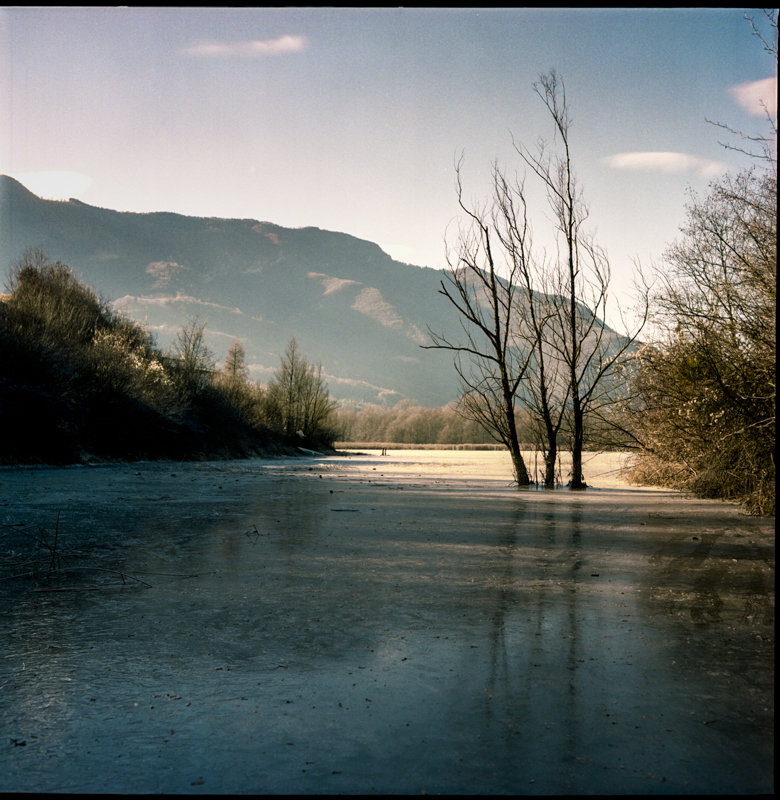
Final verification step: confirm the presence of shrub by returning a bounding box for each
[627,168,776,515]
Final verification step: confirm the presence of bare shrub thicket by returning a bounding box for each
[5,248,112,348]
[335,399,535,446]
[625,167,776,514]
[4,249,179,413]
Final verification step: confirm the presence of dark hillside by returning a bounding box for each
[1,176,628,407]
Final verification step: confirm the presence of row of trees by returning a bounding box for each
[0,250,338,463]
[426,70,647,489]
[175,320,337,445]
[335,399,528,446]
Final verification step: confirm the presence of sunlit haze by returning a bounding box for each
[1,7,776,321]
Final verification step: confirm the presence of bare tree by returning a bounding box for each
[265,337,337,442]
[171,315,215,395]
[513,70,648,487]
[424,157,534,487]
[488,167,570,486]
[217,338,261,422]
[221,338,249,385]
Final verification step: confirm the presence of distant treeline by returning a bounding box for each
[335,442,505,451]
[335,400,549,447]
[333,398,619,451]
[0,249,338,464]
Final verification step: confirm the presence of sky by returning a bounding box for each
[1,7,776,324]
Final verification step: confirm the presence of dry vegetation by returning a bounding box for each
[623,166,776,514]
[0,249,338,464]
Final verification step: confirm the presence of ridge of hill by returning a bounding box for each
[1,176,627,407]
[1,175,461,405]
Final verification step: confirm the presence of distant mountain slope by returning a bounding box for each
[1,175,462,405]
[1,176,630,407]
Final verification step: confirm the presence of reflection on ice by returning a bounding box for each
[0,452,773,794]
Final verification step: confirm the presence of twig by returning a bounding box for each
[128,570,218,578]
[33,586,100,593]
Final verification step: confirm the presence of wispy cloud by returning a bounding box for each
[729,76,777,117]
[601,152,728,178]
[181,34,309,58]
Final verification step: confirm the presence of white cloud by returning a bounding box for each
[729,76,777,117]
[181,34,309,58]
[11,170,92,199]
[601,152,728,178]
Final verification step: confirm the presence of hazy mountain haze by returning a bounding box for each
[1,175,464,405]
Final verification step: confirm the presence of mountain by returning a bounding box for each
[1,176,632,408]
[1,175,463,405]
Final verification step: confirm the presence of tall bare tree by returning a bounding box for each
[221,338,249,385]
[171,315,215,395]
[489,167,570,486]
[513,70,648,487]
[424,157,534,487]
[217,338,260,422]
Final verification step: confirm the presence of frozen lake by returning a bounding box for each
[1,450,774,794]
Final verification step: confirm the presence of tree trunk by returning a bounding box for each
[509,441,530,486]
[570,405,587,489]
[503,374,530,486]
[544,438,557,487]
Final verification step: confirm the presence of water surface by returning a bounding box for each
[1,452,774,793]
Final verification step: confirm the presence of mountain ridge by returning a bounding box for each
[1,175,627,407]
[1,175,461,405]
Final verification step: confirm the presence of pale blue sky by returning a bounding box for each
[1,7,776,319]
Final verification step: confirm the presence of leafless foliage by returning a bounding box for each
[424,156,534,485]
[264,337,337,443]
